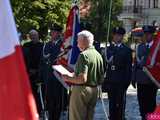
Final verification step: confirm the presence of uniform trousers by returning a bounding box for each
[69,86,98,120]
[137,83,157,120]
[46,79,67,120]
[108,84,128,120]
[31,82,42,114]
[29,75,43,115]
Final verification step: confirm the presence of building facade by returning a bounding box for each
[119,0,160,32]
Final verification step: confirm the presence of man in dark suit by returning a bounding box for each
[133,25,158,120]
[103,27,132,120]
[23,29,43,114]
[39,24,68,120]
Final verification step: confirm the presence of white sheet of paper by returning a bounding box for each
[52,65,74,77]
[53,71,70,90]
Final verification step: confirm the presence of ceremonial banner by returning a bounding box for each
[143,32,160,88]
[0,0,38,119]
[58,5,80,66]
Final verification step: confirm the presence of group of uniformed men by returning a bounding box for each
[22,23,158,120]
[102,25,158,120]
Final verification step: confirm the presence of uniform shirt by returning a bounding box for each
[40,39,63,83]
[43,41,62,65]
[105,43,132,85]
[135,42,153,84]
[75,46,104,86]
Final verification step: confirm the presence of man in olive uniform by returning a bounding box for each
[40,24,67,120]
[62,30,104,120]
[103,27,132,120]
[133,25,158,120]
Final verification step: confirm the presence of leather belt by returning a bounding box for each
[110,65,125,71]
[111,65,116,70]
[74,84,97,88]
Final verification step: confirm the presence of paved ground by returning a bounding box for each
[94,85,160,120]
[59,85,160,120]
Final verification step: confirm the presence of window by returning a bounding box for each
[153,0,158,8]
[149,0,151,8]
[134,0,140,6]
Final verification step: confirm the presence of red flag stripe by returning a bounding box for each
[0,46,38,120]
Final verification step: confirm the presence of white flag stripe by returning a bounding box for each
[0,0,19,59]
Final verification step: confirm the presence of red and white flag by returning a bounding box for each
[0,0,38,119]
[143,32,160,88]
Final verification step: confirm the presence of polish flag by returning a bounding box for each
[0,0,38,120]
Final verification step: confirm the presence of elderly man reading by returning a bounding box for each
[62,30,104,120]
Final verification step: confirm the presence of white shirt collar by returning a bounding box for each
[146,40,153,48]
[115,43,122,47]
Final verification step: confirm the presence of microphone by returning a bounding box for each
[57,45,72,58]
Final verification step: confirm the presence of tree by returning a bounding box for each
[79,0,123,42]
[11,0,123,42]
[11,0,72,40]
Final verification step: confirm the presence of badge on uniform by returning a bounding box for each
[111,65,116,70]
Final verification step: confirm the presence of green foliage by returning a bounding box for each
[81,0,123,42]
[11,0,123,42]
[11,0,72,40]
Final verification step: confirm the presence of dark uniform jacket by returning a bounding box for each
[104,43,132,86]
[39,39,62,84]
[23,41,43,83]
[134,43,152,84]
[39,38,69,110]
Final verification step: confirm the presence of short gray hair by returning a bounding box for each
[77,30,94,46]
[29,29,38,35]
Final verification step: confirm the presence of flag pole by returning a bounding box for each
[105,0,113,63]
[106,0,113,45]
[102,1,113,119]
[72,0,78,5]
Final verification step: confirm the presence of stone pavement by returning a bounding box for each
[59,85,160,120]
[94,85,160,120]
